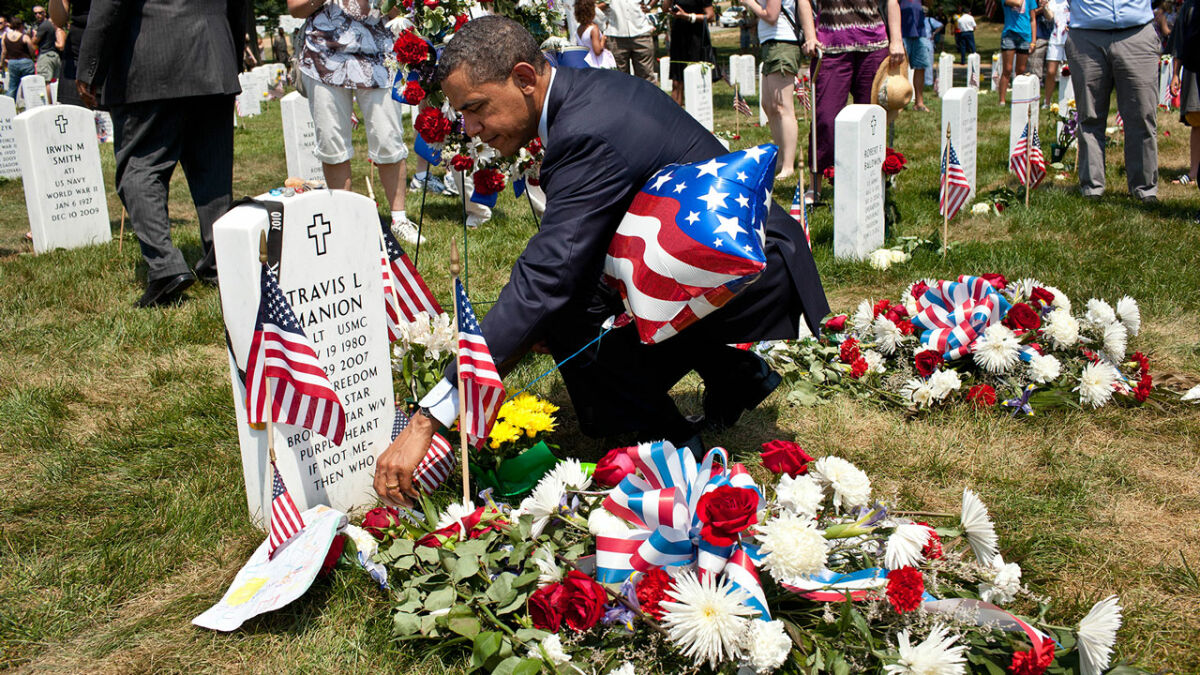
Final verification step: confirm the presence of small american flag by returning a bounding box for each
[392,408,456,494]
[940,139,972,219]
[1009,124,1046,190]
[789,182,812,249]
[381,223,442,342]
[268,461,304,558]
[733,85,752,117]
[246,265,346,445]
[455,278,506,448]
[795,74,810,110]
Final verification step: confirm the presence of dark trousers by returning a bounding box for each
[111,94,234,282]
[811,48,888,173]
[956,32,976,64]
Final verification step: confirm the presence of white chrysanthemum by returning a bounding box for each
[757,511,827,581]
[531,547,563,586]
[545,458,592,491]
[435,500,476,530]
[929,369,963,400]
[775,473,824,518]
[607,663,637,675]
[960,489,999,565]
[587,508,632,537]
[903,280,936,316]
[853,300,876,330]
[1078,595,1123,675]
[1044,308,1080,349]
[1076,361,1119,408]
[902,379,936,408]
[1086,298,1116,328]
[527,634,571,665]
[1007,278,1044,302]
[1183,384,1200,402]
[1115,296,1140,337]
[660,570,757,668]
[864,349,887,374]
[1102,321,1128,361]
[972,323,1022,374]
[1028,353,1062,384]
[885,522,932,570]
[517,476,566,538]
[1041,284,1071,312]
[970,202,991,215]
[884,624,968,675]
[870,248,898,270]
[979,556,1022,605]
[873,316,906,355]
[810,457,872,511]
[739,620,793,674]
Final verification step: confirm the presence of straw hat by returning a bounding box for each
[871,55,913,123]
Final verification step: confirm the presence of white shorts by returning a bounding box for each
[1047,43,1066,63]
[303,75,409,165]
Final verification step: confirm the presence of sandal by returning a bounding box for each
[803,190,815,206]
[1173,175,1193,185]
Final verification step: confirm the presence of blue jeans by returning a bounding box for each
[5,58,34,98]
[956,32,976,63]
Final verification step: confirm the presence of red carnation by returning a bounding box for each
[981,273,1008,290]
[423,0,439,6]
[911,281,930,300]
[824,314,848,332]
[885,305,908,322]
[966,384,997,408]
[1002,303,1042,331]
[414,106,452,144]
[916,522,943,560]
[472,168,506,196]
[822,166,835,181]
[882,148,907,175]
[839,337,861,364]
[696,486,759,547]
[872,299,891,317]
[1009,642,1055,675]
[914,350,944,378]
[528,138,544,155]
[885,566,925,613]
[450,153,474,172]
[453,13,469,31]
[896,318,915,336]
[635,568,673,620]
[393,29,429,66]
[760,439,815,477]
[528,583,566,631]
[594,447,636,487]
[401,81,426,105]
[1029,287,1056,308]
[562,570,607,631]
[849,357,869,378]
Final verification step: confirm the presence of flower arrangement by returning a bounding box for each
[762,275,1157,414]
[882,147,907,239]
[361,440,1137,674]
[391,310,455,402]
[468,393,562,497]
[1051,100,1079,165]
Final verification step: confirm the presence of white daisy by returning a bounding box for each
[874,316,906,355]
[928,369,963,400]
[1076,361,1119,408]
[853,300,876,330]
[960,489,999,565]
[1028,353,1062,384]
[810,457,872,511]
[1043,308,1080,349]
[739,620,794,674]
[530,547,563,586]
[435,500,477,531]
[1041,284,1071,312]
[1077,595,1123,675]
[1102,321,1128,361]
[1115,296,1140,337]
[885,522,932,570]
[757,511,828,581]
[775,473,824,518]
[863,349,887,374]
[516,476,566,538]
[660,570,757,668]
[526,634,571,665]
[884,624,968,675]
[902,379,936,408]
[1085,298,1116,328]
[587,508,632,537]
[972,324,1022,374]
[545,458,592,491]
[979,555,1022,605]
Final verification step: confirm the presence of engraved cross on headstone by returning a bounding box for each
[54,115,68,134]
[308,213,332,256]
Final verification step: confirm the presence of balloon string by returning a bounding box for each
[502,325,615,404]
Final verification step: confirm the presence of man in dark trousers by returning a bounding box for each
[76,0,246,307]
[374,16,830,507]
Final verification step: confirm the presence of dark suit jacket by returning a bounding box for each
[454,66,830,378]
[77,0,245,106]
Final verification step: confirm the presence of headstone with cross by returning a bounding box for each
[236,73,263,118]
[0,96,19,179]
[941,87,978,200]
[833,104,885,260]
[281,92,324,181]
[14,105,111,253]
[213,189,397,526]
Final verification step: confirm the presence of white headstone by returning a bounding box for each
[683,63,714,132]
[730,54,756,98]
[659,56,671,92]
[1159,56,1173,108]
[14,105,111,253]
[0,96,19,179]
[758,64,767,126]
[1058,73,1072,107]
[237,74,262,117]
[990,53,1001,91]
[833,104,885,260]
[18,75,48,109]
[937,52,954,97]
[49,78,58,104]
[967,53,981,89]
[940,87,978,201]
[281,92,324,181]
[94,111,114,144]
[279,14,305,32]
[1008,75,1040,168]
[214,190,396,526]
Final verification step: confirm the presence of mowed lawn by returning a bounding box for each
[2,22,1200,673]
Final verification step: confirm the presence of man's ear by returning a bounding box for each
[512,62,540,94]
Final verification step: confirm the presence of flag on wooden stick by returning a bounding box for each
[454,277,505,449]
[268,461,304,558]
[381,223,443,341]
[1009,123,1046,189]
[940,138,972,219]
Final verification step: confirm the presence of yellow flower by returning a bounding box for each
[488,419,521,449]
[1050,103,1059,114]
[522,411,557,437]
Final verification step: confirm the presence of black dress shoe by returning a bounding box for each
[135,272,195,308]
[701,353,782,432]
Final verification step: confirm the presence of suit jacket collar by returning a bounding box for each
[543,65,579,148]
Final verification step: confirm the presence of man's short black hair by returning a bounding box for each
[435,15,546,85]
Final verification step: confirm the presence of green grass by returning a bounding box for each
[2,25,1200,672]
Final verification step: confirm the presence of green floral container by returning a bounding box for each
[469,440,560,500]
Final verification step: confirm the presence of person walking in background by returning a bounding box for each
[1066,0,1159,202]
[1,17,36,100]
[48,0,89,107]
[575,0,617,67]
[1170,59,1200,186]
[955,6,976,63]
[271,26,290,63]
[1025,0,1054,89]
[899,0,930,110]
[740,0,800,179]
[999,0,1036,104]
[1043,0,1069,105]
[1155,0,1177,52]
[32,5,64,101]
[598,0,656,80]
[666,0,715,106]
[923,12,943,87]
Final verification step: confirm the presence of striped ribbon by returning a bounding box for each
[594,441,771,619]
[910,275,1013,361]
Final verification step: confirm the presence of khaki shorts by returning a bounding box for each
[303,74,409,165]
[761,40,801,76]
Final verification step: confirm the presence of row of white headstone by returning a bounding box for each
[236,64,287,119]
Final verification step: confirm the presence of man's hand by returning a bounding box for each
[373,411,437,507]
[76,80,97,109]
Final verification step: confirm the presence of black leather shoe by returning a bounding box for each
[135,272,195,308]
[701,354,782,432]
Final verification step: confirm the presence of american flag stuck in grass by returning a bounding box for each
[940,139,972,219]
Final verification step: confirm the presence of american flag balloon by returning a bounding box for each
[603,145,777,344]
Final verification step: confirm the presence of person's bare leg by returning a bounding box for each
[764,71,797,179]
[999,49,1014,104]
[323,160,352,190]
[1044,61,1060,106]
[1014,51,1029,78]
[1190,126,1200,180]
[377,161,407,211]
[672,79,684,106]
[914,69,928,110]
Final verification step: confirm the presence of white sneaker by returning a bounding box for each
[392,217,426,245]
[465,214,488,230]
[442,172,462,196]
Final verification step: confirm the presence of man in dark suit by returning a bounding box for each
[77,0,246,307]
[374,16,829,506]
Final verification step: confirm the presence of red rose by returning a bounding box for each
[885,305,908,322]
[414,106,452,144]
[393,30,429,66]
[760,439,815,477]
[839,337,861,364]
[966,384,997,408]
[423,0,439,6]
[453,13,469,31]
[416,523,461,548]
[824,314,848,332]
[1002,303,1042,331]
[562,570,607,631]
[995,202,1006,212]
[472,168,506,196]
[981,273,1008,290]
[914,350,944,378]
[594,447,637,487]
[916,522,943,560]
[695,485,759,547]
[911,281,929,300]
[1029,287,1056,308]
[320,534,346,576]
[885,566,924,613]
[401,81,425,105]
[528,583,566,631]
[449,153,474,172]
[896,318,915,336]
[849,356,869,378]
[882,148,907,175]
[822,166,835,181]
[872,299,891,317]
[635,568,672,620]
[528,138,544,155]
[1009,641,1055,675]
[361,506,403,540]
[461,504,508,539]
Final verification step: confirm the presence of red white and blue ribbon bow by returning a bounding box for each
[594,441,770,619]
[910,275,1013,361]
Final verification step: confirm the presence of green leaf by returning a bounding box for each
[490,656,526,675]
[388,538,415,557]
[452,554,481,582]
[424,586,456,612]
[829,653,850,675]
[515,627,550,643]
[416,545,440,565]
[472,632,503,670]
[496,590,528,615]
[513,570,540,588]
[511,659,543,675]
[486,572,517,604]
[447,604,482,638]
[392,611,421,637]
[420,612,439,637]
[392,555,416,571]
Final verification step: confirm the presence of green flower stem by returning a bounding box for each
[478,603,518,638]
[552,513,591,534]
